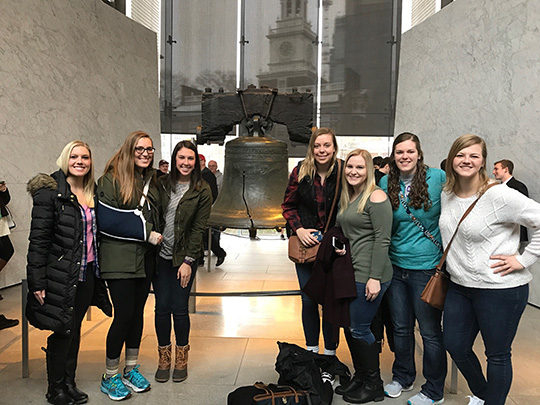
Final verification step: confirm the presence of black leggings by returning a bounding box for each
[105,253,155,359]
[0,235,14,262]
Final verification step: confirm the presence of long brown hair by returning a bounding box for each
[339,149,376,214]
[444,134,489,194]
[56,140,95,207]
[103,131,154,204]
[169,140,203,191]
[298,127,338,181]
[387,132,431,210]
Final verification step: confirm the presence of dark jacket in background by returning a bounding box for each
[303,227,357,341]
[507,177,529,242]
[26,170,111,334]
[0,187,10,217]
[201,167,218,202]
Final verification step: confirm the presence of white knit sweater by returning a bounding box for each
[440,184,540,289]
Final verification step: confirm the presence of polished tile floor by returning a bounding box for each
[1,231,539,404]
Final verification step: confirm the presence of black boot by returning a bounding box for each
[64,382,88,404]
[46,386,76,405]
[65,332,88,404]
[343,340,384,404]
[335,329,363,395]
[46,344,75,405]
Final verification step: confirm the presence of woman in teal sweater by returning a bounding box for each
[334,149,393,404]
[379,132,446,405]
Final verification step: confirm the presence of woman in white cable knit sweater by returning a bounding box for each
[440,134,540,405]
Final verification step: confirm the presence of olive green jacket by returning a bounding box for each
[97,170,160,279]
[157,175,212,267]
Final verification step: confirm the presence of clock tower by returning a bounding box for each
[257,0,317,91]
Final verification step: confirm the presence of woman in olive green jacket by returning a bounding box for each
[97,131,163,401]
[153,140,212,384]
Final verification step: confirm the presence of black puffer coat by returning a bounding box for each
[26,170,112,334]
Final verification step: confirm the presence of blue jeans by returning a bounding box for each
[296,262,337,350]
[349,281,391,344]
[386,265,447,401]
[153,256,197,347]
[443,282,528,405]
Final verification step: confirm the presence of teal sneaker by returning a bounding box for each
[122,365,151,393]
[101,373,131,401]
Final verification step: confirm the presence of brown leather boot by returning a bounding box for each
[172,344,189,382]
[155,344,172,383]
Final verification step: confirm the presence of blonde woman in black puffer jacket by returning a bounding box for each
[26,141,111,405]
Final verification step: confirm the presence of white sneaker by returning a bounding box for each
[407,392,444,405]
[384,380,414,398]
[467,395,485,405]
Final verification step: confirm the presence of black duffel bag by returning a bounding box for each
[227,382,312,405]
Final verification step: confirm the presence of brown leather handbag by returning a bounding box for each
[421,184,497,310]
[288,160,341,264]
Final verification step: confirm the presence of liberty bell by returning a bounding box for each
[198,85,314,229]
[209,134,288,229]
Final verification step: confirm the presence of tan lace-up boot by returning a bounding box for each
[173,344,189,382]
[155,344,172,382]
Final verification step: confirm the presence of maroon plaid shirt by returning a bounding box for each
[282,166,327,233]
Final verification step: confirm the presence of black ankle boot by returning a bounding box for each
[65,382,88,404]
[342,340,384,404]
[46,386,76,405]
[335,375,363,395]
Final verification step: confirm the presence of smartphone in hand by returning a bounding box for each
[332,236,345,251]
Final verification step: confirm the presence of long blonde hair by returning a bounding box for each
[339,149,376,214]
[444,134,489,194]
[298,127,338,181]
[103,131,154,204]
[56,140,95,207]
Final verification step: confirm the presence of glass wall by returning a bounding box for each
[160,0,401,158]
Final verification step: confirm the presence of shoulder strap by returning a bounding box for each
[138,178,151,208]
[437,183,498,270]
[399,192,443,253]
[324,159,341,234]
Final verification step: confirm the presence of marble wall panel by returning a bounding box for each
[0,0,160,288]
[395,0,540,305]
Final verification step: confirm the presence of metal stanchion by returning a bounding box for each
[450,360,458,394]
[207,227,212,273]
[21,279,29,378]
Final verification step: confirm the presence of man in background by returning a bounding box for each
[208,160,223,192]
[493,159,529,242]
[157,159,169,178]
[199,154,226,266]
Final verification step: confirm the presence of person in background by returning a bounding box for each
[0,180,18,330]
[157,159,169,178]
[375,157,390,185]
[493,159,529,243]
[440,135,540,405]
[439,159,447,172]
[153,140,212,383]
[333,149,393,404]
[97,131,163,401]
[282,127,343,355]
[207,160,223,192]
[199,154,226,266]
[372,156,383,171]
[379,132,447,405]
[26,141,112,405]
